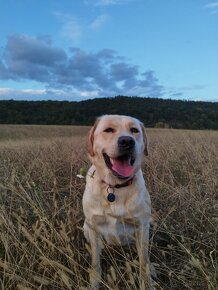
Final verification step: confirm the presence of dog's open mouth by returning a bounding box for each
[103,153,135,178]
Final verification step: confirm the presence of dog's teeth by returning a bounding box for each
[130,157,135,166]
[110,158,114,165]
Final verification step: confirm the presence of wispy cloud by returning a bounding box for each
[205,2,218,8]
[167,84,206,100]
[205,2,218,14]
[0,34,164,100]
[54,12,109,43]
[86,0,133,6]
[89,14,109,30]
[54,13,82,43]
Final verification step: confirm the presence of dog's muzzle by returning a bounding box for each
[103,136,136,179]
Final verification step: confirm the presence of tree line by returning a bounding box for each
[0,96,217,129]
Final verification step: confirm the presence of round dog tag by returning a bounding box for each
[107,187,115,202]
[107,192,115,202]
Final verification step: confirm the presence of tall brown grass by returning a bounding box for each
[0,125,217,289]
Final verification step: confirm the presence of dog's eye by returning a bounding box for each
[130,127,139,133]
[104,127,115,133]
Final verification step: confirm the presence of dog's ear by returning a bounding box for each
[88,118,100,157]
[140,123,148,156]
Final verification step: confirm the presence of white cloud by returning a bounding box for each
[0,87,75,100]
[0,87,100,101]
[80,91,99,97]
[0,88,46,96]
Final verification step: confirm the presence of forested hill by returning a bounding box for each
[0,96,218,129]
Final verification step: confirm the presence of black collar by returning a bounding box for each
[102,176,135,189]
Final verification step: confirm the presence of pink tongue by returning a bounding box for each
[112,158,134,177]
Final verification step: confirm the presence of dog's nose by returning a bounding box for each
[118,136,135,150]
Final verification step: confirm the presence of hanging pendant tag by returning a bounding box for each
[107,187,115,202]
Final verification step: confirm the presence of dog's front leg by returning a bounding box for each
[88,226,102,289]
[135,224,151,289]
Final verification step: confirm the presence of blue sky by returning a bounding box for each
[0,0,218,101]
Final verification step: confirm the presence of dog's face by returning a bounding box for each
[88,115,148,181]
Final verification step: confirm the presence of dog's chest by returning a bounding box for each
[92,201,142,245]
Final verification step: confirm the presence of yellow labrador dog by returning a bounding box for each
[83,115,154,289]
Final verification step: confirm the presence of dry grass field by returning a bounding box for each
[0,125,217,290]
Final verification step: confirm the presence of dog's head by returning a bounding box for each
[88,115,148,182]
